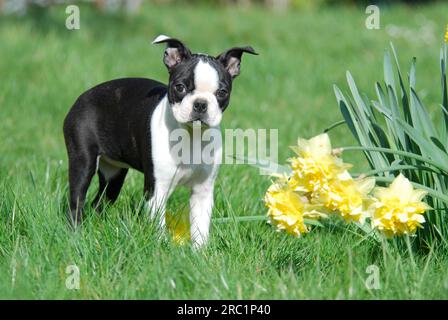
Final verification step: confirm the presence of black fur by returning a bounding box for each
[63,40,257,227]
[167,54,233,111]
[63,78,166,225]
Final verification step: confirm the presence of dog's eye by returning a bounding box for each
[175,84,186,94]
[216,89,228,99]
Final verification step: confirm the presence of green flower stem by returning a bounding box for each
[213,216,267,223]
[323,120,346,133]
[341,146,448,173]
[354,164,442,177]
[213,216,323,227]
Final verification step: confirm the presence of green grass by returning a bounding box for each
[1,2,448,299]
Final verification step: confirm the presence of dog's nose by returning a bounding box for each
[193,100,207,114]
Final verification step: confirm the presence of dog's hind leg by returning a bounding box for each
[66,150,98,227]
[63,113,99,227]
[92,161,128,211]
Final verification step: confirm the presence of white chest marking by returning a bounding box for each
[150,97,221,189]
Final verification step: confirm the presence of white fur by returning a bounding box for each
[152,34,170,44]
[149,96,222,248]
[194,60,219,92]
[96,155,130,181]
[171,60,223,127]
[101,58,223,247]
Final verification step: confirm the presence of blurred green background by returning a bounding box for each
[0,0,443,13]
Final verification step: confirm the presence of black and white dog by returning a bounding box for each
[63,35,257,247]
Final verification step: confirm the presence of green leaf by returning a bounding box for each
[334,85,359,143]
[232,155,291,175]
[396,119,448,165]
[391,43,413,124]
[346,71,373,130]
[342,145,448,173]
[430,136,447,153]
[409,88,438,139]
[384,49,397,93]
[440,47,448,144]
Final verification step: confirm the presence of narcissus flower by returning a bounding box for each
[316,171,375,224]
[369,174,430,237]
[288,133,351,193]
[264,132,431,240]
[265,180,326,237]
[445,25,448,43]
[166,209,190,245]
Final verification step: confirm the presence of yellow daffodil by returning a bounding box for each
[294,133,334,158]
[166,209,190,245]
[316,172,375,224]
[369,174,430,237]
[265,132,433,240]
[445,25,448,43]
[265,181,326,237]
[288,133,351,193]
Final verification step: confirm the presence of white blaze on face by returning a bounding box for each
[194,60,219,93]
[172,59,223,127]
[192,60,222,126]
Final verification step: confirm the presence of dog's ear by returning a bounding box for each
[216,46,258,79]
[152,35,192,71]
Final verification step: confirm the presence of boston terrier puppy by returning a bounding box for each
[63,35,257,247]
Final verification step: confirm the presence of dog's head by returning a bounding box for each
[153,35,257,127]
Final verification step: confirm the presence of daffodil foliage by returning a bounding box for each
[332,42,448,240]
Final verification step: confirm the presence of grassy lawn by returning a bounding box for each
[1,2,448,299]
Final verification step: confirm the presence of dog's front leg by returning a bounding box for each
[147,180,174,231]
[190,182,214,248]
